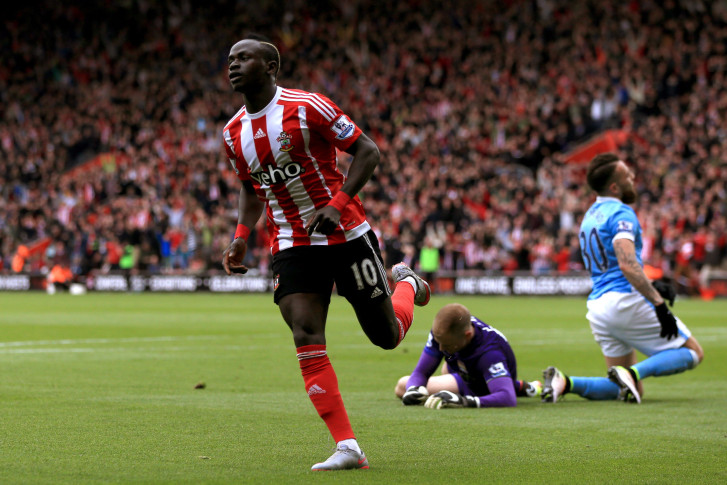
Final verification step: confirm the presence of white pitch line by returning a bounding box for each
[2,348,98,354]
[0,346,203,354]
[0,344,289,355]
[0,335,224,348]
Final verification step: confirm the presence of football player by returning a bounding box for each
[395,303,542,409]
[542,153,703,404]
[221,35,431,470]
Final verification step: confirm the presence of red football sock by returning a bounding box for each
[297,345,355,442]
[391,281,415,346]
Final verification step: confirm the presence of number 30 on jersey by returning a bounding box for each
[580,228,608,272]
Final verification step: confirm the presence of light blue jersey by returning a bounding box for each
[579,196,642,300]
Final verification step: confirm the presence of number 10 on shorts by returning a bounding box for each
[351,259,378,290]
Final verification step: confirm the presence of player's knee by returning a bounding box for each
[367,323,399,350]
[394,376,409,398]
[290,325,325,347]
[374,336,398,351]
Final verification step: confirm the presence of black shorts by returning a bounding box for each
[271,230,392,305]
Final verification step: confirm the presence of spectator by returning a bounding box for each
[0,0,725,297]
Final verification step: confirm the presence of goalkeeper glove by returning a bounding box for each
[655,302,678,340]
[424,391,480,409]
[402,385,429,405]
[652,280,676,306]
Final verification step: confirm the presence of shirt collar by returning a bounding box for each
[596,196,623,203]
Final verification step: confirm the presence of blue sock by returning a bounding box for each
[631,348,695,380]
[570,377,620,400]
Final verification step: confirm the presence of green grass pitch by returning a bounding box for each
[1,292,725,484]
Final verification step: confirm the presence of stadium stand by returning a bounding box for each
[1,0,726,296]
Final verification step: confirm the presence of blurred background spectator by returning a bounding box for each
[1,0,726,297]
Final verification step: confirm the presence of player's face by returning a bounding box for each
[228,40,269,93]
[614,161,637,204]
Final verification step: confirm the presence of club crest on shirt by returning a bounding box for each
[276,131,294,152]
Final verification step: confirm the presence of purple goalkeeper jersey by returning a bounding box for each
[408,316,518,398]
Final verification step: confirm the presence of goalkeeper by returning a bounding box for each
[394,303,541,409]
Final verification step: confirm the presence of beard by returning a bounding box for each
[621,186,637,204]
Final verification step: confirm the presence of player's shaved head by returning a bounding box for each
[433,303,472,336]
[237,33,280,79]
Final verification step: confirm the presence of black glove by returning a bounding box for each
[424,391,480,408]
[652,280,676,306]
[402,385,429,405]
[655,302,678,340]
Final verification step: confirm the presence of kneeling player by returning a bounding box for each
[394,303,541,408]
[541,154,704,404]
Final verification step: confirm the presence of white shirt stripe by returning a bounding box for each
[224,86,371,253]
[280,90,336,121]
[265,104,319,247]
[295,105,336,245]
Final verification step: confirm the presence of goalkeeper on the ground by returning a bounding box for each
[394,303,541,409]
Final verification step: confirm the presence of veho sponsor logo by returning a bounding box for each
[249,162,304,186]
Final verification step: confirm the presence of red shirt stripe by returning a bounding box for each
[222,87,370,254]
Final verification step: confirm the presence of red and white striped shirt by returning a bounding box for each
[223,87,371,254]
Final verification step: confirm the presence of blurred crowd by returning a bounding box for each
[2,0,727,295]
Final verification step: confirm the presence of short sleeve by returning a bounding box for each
[223,129,249,181]
[608,206,640,242]
[304,93,362,151]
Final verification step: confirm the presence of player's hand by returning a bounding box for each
[652,280,676,306]
[655,303,678,340]
[424,391,479,409]
[222,238,249,275]
[402,386,429,405]
[305,205,341,236]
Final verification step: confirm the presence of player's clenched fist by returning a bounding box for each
[222,238,249,275]
[305,206,342,236]
[655,303,678,340]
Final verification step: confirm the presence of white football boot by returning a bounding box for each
[311,444,369,471]
[541,366,567,403]
[608,366,641,404]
